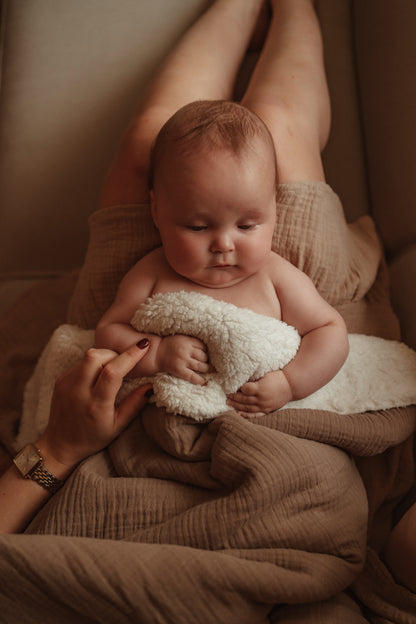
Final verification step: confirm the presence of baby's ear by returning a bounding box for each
[150,190,159,228]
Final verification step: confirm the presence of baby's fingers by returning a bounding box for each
[191,343,211,362]
[226,384,264,413]
[238,410,266,419]
[175,364,208,386]
[227,397,265,417]
[186,340,215,374]
[190,358,215,374]
[186,370,207,386]
[190,337,209,353]
[227,383,258,404]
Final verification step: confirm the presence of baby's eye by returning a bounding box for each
[187,225,207,231]
[238,224,255,230]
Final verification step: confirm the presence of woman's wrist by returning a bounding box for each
[35,436,81,481]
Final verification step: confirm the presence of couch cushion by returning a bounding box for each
[389,244,416,350]
[319,0,370,222]
[354,0,416,257]
[0,0,210,278]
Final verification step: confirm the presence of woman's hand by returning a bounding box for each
[37,340,152,470]
[0,341,152,534]
[226,369,293,418]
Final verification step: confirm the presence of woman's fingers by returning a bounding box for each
[93,341,150,401]
[40,342,152,469]
[116,383,153,430]
[76,348,122,387]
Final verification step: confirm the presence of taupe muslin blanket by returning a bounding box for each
[1,404,415,624]
[1,183,415,623]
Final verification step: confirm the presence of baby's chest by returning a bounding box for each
[217,283,281,318]
[154,275,281,319]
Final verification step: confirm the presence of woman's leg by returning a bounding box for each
[241,0,330,183]
[100,0,265,208]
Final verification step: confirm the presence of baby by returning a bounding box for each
[95,99,349,416]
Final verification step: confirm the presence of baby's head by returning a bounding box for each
[149,100,278,289]
[149,99,278,192]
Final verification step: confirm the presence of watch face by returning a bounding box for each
[14,445,41,476]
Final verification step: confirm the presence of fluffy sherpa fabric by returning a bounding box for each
[124,291,301,419]
[289,333,416,413]
[17,291,416,447]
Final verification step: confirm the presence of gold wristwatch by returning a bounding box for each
[13,444,64,495]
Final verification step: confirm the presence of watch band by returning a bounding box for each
[13,444,65,495]
[30,461,65,495]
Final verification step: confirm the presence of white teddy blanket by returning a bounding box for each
[17,291,416,447]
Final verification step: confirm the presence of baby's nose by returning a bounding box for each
[210,232,234,253]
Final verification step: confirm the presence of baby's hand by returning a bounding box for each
[226,370,293,417]
[156,334,214,385]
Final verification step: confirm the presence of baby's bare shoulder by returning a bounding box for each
[127,246,164,275]
[268,251,313,290]
[115,247,163,295]
[268,251,300,275]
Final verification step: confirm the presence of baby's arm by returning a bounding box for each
[95,254,160,375]
[228,256,349,415]
[276,261,349,400]
[95,253,211,384]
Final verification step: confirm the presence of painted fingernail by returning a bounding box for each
[137,338,149,349]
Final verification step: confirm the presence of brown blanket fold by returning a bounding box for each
[0,410,366,623]
[0,404,407,622]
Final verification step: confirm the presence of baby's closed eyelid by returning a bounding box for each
[186,224,207,231]
[238,223,257,230]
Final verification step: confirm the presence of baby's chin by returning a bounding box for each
[186,269,250,289]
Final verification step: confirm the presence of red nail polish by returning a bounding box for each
[137,338,149,349]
